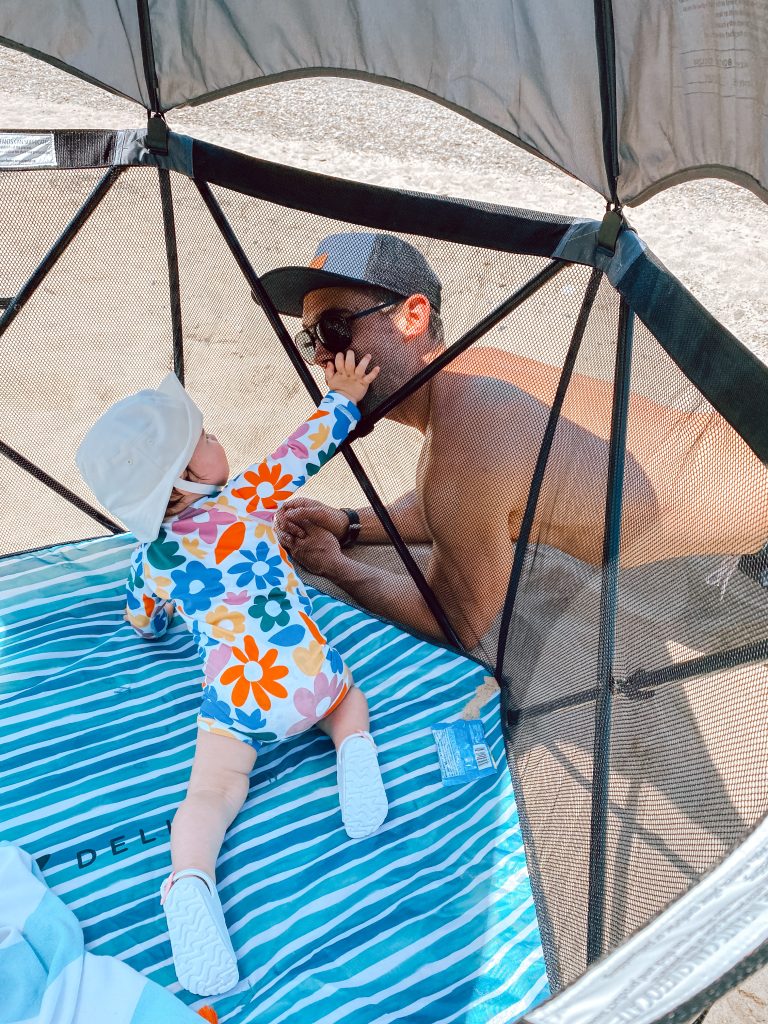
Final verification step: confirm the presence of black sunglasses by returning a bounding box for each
[294,298,400,363]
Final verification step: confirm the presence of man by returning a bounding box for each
[259,232,768,649]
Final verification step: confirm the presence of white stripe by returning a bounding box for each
[230,794,521,950]
[263,866,536,1023]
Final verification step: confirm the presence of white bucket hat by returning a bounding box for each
[76,372,217,543]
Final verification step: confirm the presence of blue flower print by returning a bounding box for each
[234,707,267,732]
[328,646,344,676]
[230,542,283,589]
[332,402,358,440]
[170,562,225,614]
[200,685,233,724]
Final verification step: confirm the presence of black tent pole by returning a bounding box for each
[353,260,566,437]
[496,267,603,682]
[0,440,121,534]
[506,631,768,729]
[157,169,185,382]
[587,297,634,964]
[0,167,122,339]
[136,0,162,114]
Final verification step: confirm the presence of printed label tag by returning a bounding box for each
[431,719,496,786]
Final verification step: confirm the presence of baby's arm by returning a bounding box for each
[228,352,379,514]
[124,545,175,640]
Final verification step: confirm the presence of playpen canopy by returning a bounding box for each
[1,0,767,207]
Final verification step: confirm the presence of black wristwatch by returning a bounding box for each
[340,508,361,548]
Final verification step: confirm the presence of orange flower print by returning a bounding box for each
[205,605,246,643]
[220,635,289,709]
[232,463,293,512]
[299,611,326,645]
[126,607,150,630]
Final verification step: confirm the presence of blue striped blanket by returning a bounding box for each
[0,534,549,1023]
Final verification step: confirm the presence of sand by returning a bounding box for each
[1,42,767,1023]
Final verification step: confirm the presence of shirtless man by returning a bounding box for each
[260,232,768,648]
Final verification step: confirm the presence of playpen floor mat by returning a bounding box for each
[0,534,549,1023]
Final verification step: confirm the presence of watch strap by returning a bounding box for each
[340,508,361,548]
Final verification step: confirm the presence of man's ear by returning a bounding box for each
[395,293,432,340]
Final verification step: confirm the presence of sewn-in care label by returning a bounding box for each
[431,719,496,786]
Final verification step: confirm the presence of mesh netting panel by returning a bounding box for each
[0,167,110,303]
[502,305,768,986]
[2,154,767,1002]
[0,168,178,551]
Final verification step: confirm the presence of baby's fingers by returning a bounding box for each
[362,364,380,383]
[355,353,373,377]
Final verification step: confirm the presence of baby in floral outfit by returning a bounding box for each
[76,352,387,996]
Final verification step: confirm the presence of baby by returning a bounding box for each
[76,352,388,996]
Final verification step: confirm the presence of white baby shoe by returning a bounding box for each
[337,731,388,839]
[160,868,239,995]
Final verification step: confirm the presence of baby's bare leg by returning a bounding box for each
[317,678,388,838]
[316,683,370,750]
[171,729,257,879]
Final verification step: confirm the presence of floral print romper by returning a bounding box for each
[124,391,360,751]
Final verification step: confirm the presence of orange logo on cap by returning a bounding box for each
[309,253,328,269]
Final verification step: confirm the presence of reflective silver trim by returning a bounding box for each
[0,132,56,169]
[526,815,768,1024]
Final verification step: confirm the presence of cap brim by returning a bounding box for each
[257,267,402,318]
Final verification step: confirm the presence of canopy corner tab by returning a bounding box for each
[146,113,169,155]
[596,207,624,256]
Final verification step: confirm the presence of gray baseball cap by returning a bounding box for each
[258,232,442,316]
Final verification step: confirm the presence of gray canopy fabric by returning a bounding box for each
[1,0,766,206]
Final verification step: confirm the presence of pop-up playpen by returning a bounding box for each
[1,5,767,1024]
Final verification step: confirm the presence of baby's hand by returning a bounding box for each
[324,350,380,405]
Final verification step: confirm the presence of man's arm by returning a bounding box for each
[288,503,511,650]
[330,549,444,639]
[352,489,431,545]
[277,487,433,549]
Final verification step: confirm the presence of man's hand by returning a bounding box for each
[276,496,349,545]
[281,518,343,576]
